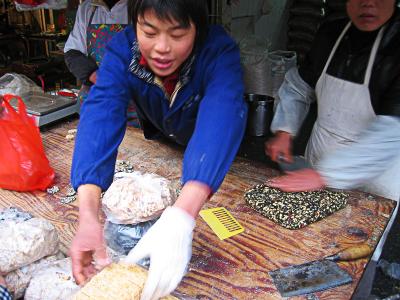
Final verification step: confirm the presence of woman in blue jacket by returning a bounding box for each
[69,0,247,299]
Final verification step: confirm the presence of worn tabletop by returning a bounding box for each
[0,119,396,300]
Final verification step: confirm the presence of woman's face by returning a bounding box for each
[136,10,196,77]
[346,0,396,31]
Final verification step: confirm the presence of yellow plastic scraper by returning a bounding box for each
[199,207,244,240]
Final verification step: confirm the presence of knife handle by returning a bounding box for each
[325,244,373,262]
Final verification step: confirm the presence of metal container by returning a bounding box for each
[245,94,274,137]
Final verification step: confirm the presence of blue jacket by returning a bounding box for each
[71,25,247,192]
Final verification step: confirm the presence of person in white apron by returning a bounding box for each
[306,22,399,261]
[266,0,400,263]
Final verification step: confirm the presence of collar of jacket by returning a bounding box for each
[128,39,195,88]
[91,0,125,10]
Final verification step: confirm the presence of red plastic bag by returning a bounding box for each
[0,94,55,191]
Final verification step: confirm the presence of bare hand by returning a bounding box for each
[89,71,97,84]
[265,131,293,162]
[69,219,110,285]
[0,274,6,287]
[267,168,326,192]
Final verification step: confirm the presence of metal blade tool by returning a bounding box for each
[277,155,311,172]
[269,244,372,297]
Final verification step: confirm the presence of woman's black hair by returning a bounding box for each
[129,0,209,46]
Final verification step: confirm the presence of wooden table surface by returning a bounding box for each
[0,119,396,300]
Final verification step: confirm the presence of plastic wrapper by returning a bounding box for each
[0,95,55,191]
[0,216,60,273]
[266,50,297,100]
[15,0,67,11]
[0,207,32,223]
[24,258,79,300]
[5,252,65,299]
[102,171,177,225]
[0,73,42,96]
[104,220,157,267]
[239,36,270,96]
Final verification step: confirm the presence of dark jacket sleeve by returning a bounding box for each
[298,19,348,89]
[64,49,98,85]
[377,72,400,117]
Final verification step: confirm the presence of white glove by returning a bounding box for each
[123,206,195,300]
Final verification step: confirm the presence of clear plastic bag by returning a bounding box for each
[15,0,67,11]
[24,258,79,300]
[102,171,177,225]
[5,252,65,299]
[0,207,32,223]
[0,216,60,273]
[0,73,42,96]
[239,36,270,95]
[266,50,297,99]
[102,172,178,267]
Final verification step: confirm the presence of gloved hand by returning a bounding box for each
[265,131,293,162]
[124,206,195,300]
[267,168,326,192]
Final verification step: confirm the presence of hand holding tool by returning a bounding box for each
[277,154,311,172]
[268,168,326,192]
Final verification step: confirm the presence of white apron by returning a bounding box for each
[305,22,399,260]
